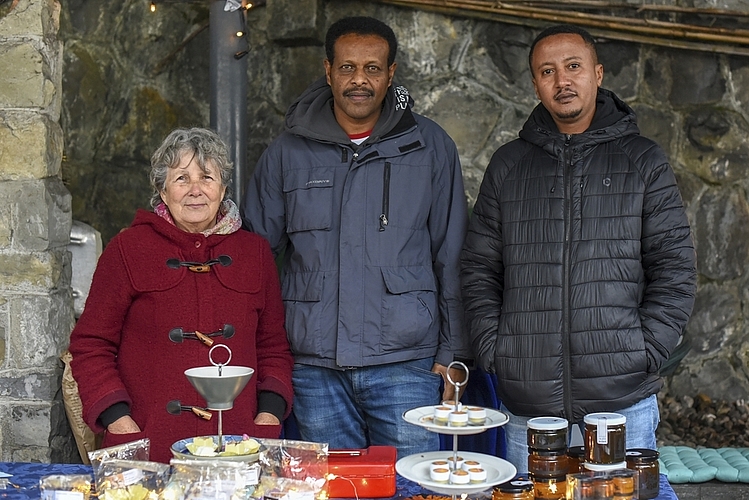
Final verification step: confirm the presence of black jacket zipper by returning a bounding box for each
[562,135,573,421]
[379,162,391,231]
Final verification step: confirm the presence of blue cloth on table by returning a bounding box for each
[0,462,91,500]
[0,462,679,500]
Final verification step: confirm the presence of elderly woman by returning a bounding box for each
[69,128,293,463]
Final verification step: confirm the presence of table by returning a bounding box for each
[0,461,679,499]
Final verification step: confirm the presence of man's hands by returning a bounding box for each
[432,363,468,402]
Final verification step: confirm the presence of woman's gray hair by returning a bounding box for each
[149,127,233,208]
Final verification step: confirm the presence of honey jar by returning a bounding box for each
[626,448,660,499]
[492,478,534,500]
[527,449,569,478]
[609,469,637,499]
[583,412,626,464]
[566,474,598,499]
[530,473,566,500]
[527,417,568,451]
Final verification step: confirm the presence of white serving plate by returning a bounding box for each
[403,406,509,435]
[171,435,260,462]
[396,451,516,495]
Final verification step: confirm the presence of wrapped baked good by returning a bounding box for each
[89,438,151,478]
[40,474,94,500]
[252,439,328,500]
[95,459,169,500]
[161,459,260,500]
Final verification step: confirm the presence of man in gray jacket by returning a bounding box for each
[242,16,470,457]
[461,24,697,472]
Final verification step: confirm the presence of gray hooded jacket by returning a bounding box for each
[242,77,470,369]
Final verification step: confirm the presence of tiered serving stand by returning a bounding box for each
[183,344,254,450]
[395,361,516,497]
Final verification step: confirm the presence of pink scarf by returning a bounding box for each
[154,199,242,236]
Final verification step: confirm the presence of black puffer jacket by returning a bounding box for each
[460,89,696,421]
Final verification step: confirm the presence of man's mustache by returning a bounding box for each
[344,88,375,97]
[555,88,577,100]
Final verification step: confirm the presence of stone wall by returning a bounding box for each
[0,0,734,462]
[0,0,76,462]
[60,0,749,405]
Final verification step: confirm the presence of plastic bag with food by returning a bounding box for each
[161,459,261,500]
[252,439,328,500]
[40,474,94,500]
[88,438,151,479]
[94,459,170,500]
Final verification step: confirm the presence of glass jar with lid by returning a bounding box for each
[527,416,568,451]
[492,477,534,500]
[528,449,569,478]
[626,448,660,499]
[583,412,626,464]
[530,474,566,500]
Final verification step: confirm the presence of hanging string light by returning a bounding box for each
[245,0,267,10]
[150,1,156,12]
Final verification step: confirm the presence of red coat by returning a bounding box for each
[69,210,293,463]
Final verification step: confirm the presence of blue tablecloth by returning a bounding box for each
[0,461,678,499]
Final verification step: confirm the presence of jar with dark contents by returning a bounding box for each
[567,445,586,473]
[584,412,626,464]
[492,477,534,500]
[626,448,660,499]
[610,469,637,499]
[530,474,566,500]
[527,417,568,451]
[528,450,569,478]
[566,474,598,499]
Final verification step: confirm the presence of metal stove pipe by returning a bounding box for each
[209,0,248,206]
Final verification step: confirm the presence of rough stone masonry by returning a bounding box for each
[0,0,76,462]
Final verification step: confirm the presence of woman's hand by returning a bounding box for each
[107,415,141,434]
[254,412,281,426]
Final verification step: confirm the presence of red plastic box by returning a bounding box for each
[327,446,397,498]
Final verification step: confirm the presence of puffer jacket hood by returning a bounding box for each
[520,88,636,153]
[461,87,697,421]
[285,76,414,145]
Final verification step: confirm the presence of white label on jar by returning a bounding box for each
[597,418,608,444]
[41,491,84,500]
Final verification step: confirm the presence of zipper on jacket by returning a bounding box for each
[379,162,391,231]
[562,134,574,421]
[341,147,348,163]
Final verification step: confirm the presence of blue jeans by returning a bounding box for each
[502,394,660,474]
[291,358,442,459]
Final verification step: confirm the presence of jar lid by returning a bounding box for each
[626,448,660,461]
[583,412,626,426]
[527,416,568,430]
[583,461,627,471]
[496,478,534,493]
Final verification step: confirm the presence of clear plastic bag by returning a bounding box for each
[252,439,328,500]
[88,438,151,478]
[39,474,94,500]
[161,459,261,500]
[95,459,170,500]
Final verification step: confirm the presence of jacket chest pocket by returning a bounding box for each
[283,167,335,233]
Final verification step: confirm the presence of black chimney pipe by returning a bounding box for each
[209,0,248,206]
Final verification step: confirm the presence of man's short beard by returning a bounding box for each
[555,108,583,120]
